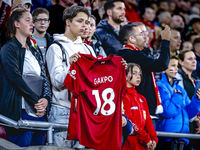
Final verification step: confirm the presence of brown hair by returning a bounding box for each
[126,63,143,81]
[178,50,193,61]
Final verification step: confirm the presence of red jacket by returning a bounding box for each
[122,87,158,150]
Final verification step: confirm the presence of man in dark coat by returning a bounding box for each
[118,24,171,127]
[94,0,125,56]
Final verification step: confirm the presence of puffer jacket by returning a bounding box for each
[95,19,122,56]
[156,73,200,145]
[46,34,96,109]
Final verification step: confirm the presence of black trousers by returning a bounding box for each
[156,139,186,150]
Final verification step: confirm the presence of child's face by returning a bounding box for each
[126,66,141,87]
[165,59,178,79]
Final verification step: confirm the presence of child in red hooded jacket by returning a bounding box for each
[122,63,158,150]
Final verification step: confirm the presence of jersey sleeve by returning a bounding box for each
[121,65,127,98]
[63,63,80,97]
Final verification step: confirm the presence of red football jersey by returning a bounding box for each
[63,54,127,150]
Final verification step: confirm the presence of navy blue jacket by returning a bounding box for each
[157,73,200,145]
[0,37,51,121]
[118,40,170,117]
[95,20,122,56]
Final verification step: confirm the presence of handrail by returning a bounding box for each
[157,131,200,139]
[18,120,68,129]
[0,114,18,129]
[1,113,200,145]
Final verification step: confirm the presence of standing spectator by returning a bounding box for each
[94,0,125,56]
[47,0,74,35]
[176,50,199,150]
[124,0,141,23]
[193,38,200,78]
[122,63,158,150]
[169,29,182,55]
[87,15,107,58]
[32,8,53,63]
[0,9,51,147]
[46,6,96,148]
[118,24,171,127]
[156,55,200,150]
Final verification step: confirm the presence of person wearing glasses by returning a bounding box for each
[32,8,53,64]
[118,24,171,128]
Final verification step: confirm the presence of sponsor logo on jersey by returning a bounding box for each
[69,70,76,80]
[131,106,138,110]
[94,76,113,85]
[71,70,76,75]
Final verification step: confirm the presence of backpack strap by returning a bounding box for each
[54,40,68,66]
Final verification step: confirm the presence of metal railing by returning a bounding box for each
[0,114,200,146]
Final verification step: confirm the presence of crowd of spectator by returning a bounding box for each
[1,0,200,149]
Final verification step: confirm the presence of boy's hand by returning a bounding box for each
[122,116,127,127]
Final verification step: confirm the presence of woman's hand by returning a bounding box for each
[122,116,127,127]
[69,53,81,65]
[196,89,200,99]
[34,98,48,113]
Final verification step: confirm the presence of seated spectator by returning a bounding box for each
[118,24,171,127]
[122,63,158,150]
[193,38,200,78]
[46,5,96,148]
[156,55,200,150]
[0,9,51,147]
[32,7,53,64]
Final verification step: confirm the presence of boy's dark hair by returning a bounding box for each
[104,0,124,18]
[132,22,144,26]
[126,63,143,81]
[32,8,49,21]
[63,5,90,22]
[119,24,137,45]
[193,38,200,47]
[170,54,178,60]
[90,15,96,21]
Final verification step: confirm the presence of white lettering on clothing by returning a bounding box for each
[94,76,113,85]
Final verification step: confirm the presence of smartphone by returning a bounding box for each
[194,80,200,97]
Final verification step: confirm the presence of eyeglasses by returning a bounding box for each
[132,32,144,37]
[34,18,49,23]
[12,3,31,11]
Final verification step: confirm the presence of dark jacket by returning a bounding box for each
[47,4,66,35]
[45,32,54,50]
[0,37,51,121]
[193,54,200,79]
[95,19,122,56]
[118,40,170,117]
[176,68,198,99]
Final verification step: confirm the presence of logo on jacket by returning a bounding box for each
[143,110,146,120]
[68,70,76,80]
[71,70,76,75]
